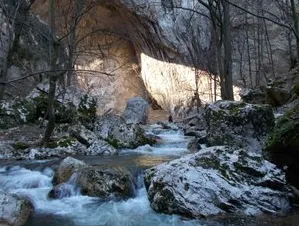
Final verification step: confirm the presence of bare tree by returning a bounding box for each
[41,0,59,146]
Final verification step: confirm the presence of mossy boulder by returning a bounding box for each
[205,101,274,151]
[265,102,299,188]
[12,142,30,150]
[144,146,290,218]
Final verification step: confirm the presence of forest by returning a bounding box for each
[0,0,299,226]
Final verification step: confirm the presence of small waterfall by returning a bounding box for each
[48,174,81,199]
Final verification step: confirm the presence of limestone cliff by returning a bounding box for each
[4,0,294,113]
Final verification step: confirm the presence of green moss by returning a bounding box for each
[107,137,122,149]
[265,105,299,162]
[12,142,30,150]
[48,136,77,148]
[78,94,97,125]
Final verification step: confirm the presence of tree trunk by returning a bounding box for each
[42,0,57,147]
[222,0,234,100]
[290,0,299,61]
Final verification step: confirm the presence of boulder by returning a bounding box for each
[265,102,299,188]
[69,125,97,147]
[85,140,118,156]
[144,146,290,218]
[123,97,149,125]
[76,166,135,199]
[0,191,33,226]
[239,88,267,104]
[94,114,155,148]
[52,157,87,185]
[205,101,274,152]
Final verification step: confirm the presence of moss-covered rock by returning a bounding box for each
[205,101,274,151]
[12,142,30,150]
[265,102,299,188]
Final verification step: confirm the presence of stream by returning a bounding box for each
[0,125,299,226]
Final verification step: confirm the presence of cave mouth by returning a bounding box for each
[32,1,240,114]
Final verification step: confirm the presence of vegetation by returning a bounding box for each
[265,103,299,165]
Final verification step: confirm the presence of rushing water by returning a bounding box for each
[0,125,299,226]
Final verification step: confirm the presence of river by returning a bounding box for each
[0,125,298,226]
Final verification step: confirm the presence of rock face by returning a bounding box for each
[205,101,274,152]
[0,191,33,226]
[265,101,299,188]
[123,97,149,124]
[144,146,290,218]
[30,0,292,111]
[94,114,155,148]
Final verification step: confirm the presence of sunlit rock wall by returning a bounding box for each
[30,0,292,113]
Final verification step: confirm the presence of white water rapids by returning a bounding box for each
[0,125,215,226]
[0,125,291,226]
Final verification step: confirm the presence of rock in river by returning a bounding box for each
[0,191,33,226]
[144,146,290,218]
[51,157,135,199]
